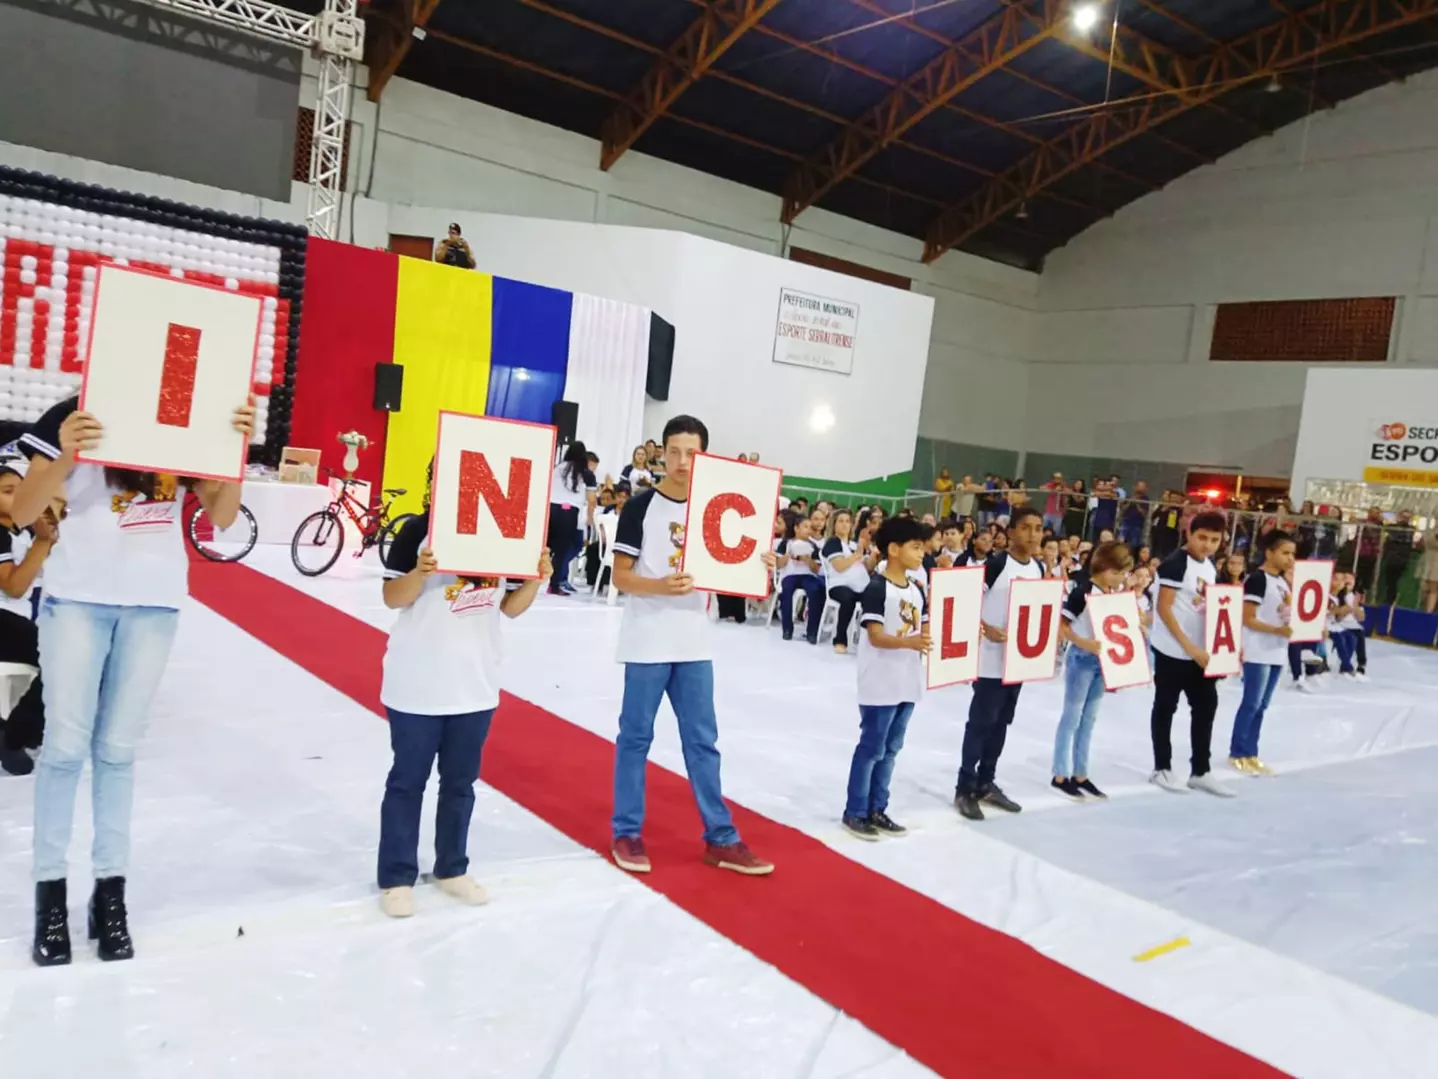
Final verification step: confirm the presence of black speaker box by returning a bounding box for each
[550,399,579,445]
[373,362,404,412]
[646,312,675,401]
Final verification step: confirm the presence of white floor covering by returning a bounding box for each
[1,543,1437,1077]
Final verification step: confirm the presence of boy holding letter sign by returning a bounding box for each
[426,411,556,579]
[78,264,262,481]
[926,565,983,690]
[1149,511,1234,798]
[1229,530,1297,776]
[680,452,784,597]
[1290,559,1335,643]
[609,416,777,877]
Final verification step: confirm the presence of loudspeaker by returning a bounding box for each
[373,362,404,412]
[646,312,675,401]
[550,400,578,445]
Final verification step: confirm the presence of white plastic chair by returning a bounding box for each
[589,515,619,606]
[0,661,38,720]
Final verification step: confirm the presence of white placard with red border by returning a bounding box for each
[426,411,556,580]
[681,452,784,598]
[1290,559,1335,643]
[76,263,262,481]
[926,565,983,689]
[1085,590,1153,690]
[1204,583,1244,677]
[1002,577,1065,684]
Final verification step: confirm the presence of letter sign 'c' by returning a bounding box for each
[703,492,756,565]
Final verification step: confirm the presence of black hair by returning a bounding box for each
[561,441,589,490]
[585,451,599,464]
[874,516,925,555]
[1009,505,1043,530]
[939,517,961,532]
[1261,528,1296,553]
[1189,511,1227,536]
[662,414,709,451]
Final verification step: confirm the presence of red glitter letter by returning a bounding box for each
[1296,579,1323,623]
[940,596,969,660]
[1015,604,1053,659]
[702,491,756,565]
[1102,613,1134,666]
[157,323,201,427]
[1212,608,1236,654]
[456,451,531,539]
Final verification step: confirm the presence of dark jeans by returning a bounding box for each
[1230,662,1282,758]
[780,574,824,641]
[378,706,494,889]
[547,505,580,588]
[957,678,1022,795]
[829,585,862,644]
[716,594,747,622]
[1150,650,1216,776]
[1330,629,1357,673]
[1354,627,1367,671]
[845,702,914,818]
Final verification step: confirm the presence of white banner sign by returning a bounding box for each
[1204,583,1244,677]
[1290,559,1335,643]
[427,411,556,580]
[926,566,983,689]
[1085,591,1152,691]
[681,452,784,598]
[78,264,261,481]
[772,289,858,375]
[1003,578,1065,685]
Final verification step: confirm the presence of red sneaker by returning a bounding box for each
[611,836,651,873]
[703,842,774,876]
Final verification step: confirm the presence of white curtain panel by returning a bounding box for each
[562,292,651,487]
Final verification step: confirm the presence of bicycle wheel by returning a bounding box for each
[378,512,418,565]
[187,502,258,563]
[291,509,345,577]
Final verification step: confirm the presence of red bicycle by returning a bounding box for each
[290,472,415,576]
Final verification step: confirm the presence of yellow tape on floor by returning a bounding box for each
[1133,936,1191,962]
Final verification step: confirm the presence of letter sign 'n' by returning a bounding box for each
[457,450,531,539]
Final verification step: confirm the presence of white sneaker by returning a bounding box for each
[1149,769,1190,794]
[1293,676,1315,693]
[1353,671,1370,682]
[1188,773,1236,798]
[379,886,414,918]
[435,874,489,906]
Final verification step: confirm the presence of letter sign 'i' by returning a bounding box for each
[157,323,201,427]
[457,450,531,539]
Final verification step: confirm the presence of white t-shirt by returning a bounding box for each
[612,487,709,664]
[1242,569,1290,666]
[550,461,598,507]
[1061,570,1113,640]
[822,537,871,592]
[856,571,927,706]
[1336,589,1364,631]
[778,536,820,581]
[1151,550,1216,660]
[380,512,521,715]
[0,526,38,619]
[978,552,1043,679]
[621,464,653,490]
[22,399,188,609]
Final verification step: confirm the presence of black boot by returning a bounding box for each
[33,879,71,967]
[89,876,134,961]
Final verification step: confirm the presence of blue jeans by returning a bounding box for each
[1330,630,1356,673]
[378,706,494,888]
[780,574,823,640]
[33,599,180,882]
[1230,662,1283,758]
[612,660,738,846]
[845,703,914,818]
[1052,649,1105,778]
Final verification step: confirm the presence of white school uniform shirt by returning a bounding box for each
[822,537,871,592]
[1242,569,1290,666]
[0,526,37,619]
[856,570,928,706]
[1336,589,1364,631]
[22,398,188,610]
[778,536,820,580]
[1151,550,1216,660]
[978,552,1043,679]
[612,487,709,664]
[550,462,598,507]
[621,464,653,489]
[380,512,521,715]
[1061,570,1113,640]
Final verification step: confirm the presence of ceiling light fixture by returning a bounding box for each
[1071,3,1101,33]
[1015,201,1030,220]
[809,404,836,434]
[1265,73,1283,93]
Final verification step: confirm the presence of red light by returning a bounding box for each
[1206,488,1222,499]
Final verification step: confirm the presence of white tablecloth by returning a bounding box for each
[242,479,332,545]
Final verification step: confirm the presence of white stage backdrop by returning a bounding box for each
[563,293,649,486]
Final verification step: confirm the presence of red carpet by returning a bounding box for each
[190,559,1285,1079]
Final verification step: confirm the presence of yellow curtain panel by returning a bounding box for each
[382,259,494,516]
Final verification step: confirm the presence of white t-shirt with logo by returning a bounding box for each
[978,552,1043,679]
[822,537,871,592]
[778,536,820,581]
[22,398,188,609]
[0,526,39,619]
[1242,569,1290,666]
[381,512,521,715]
[1336,589,1364,631]
[1152,550,1216,660]
[856,571,927,706]
[612,488,709,664]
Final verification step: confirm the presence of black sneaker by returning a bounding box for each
[841,814,880,841]
[954,793,984,821]
[980,785,1022,813]
[781,630,794,641]
[1075,778,1107,799]
[1050,777,1085,801]
[1,745,34,776]
[869,811,907,837]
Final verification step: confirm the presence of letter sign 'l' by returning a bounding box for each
[941,596,969,660]
[457,450,531,539]
[1016,604,1054,658]
[157,323,201,427]
[702,491,757,564]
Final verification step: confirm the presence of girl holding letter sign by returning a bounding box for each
[376,460,553,919]
[1051,541,1138,802]
[15,394,255,967]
